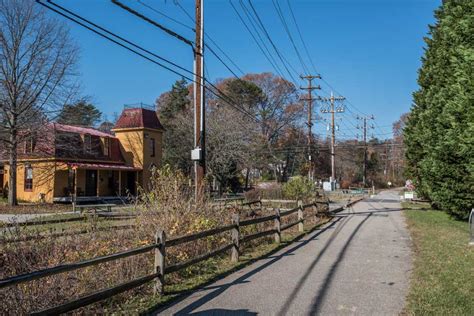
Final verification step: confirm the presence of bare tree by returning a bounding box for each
[0,0,78,205]
[206,105,256,194]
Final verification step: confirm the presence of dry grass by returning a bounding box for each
[0,168,234,314]
[0,201,72,214]
[0,168,330,314]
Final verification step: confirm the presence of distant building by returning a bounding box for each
[0,106,164,203]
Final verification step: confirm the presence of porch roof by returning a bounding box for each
[68,162,141,171]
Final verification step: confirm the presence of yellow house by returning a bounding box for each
[1,106,164,203]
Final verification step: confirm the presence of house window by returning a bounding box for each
[104,137,110,157]
[150,138,155,157]
[84,134,92,153]
[24,165,33,191]
[24,133,37,153]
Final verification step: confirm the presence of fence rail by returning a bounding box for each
[1,224,135,244]
[0,213,135,228]
[0,197,354,314]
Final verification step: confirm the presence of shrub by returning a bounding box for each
[404,0,474,219]
[0,166,230,314]
[282,176,315,200]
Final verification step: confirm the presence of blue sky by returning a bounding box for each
[48,0,440,139]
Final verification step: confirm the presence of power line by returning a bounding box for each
[246,0,299,83]
[112,0,194,47]
[124,0,243,79]
[136,0,194,31]
[272,0,310,75]
[37,1,194,79]
[285,0,318,74]
[229,0,286,79]
[38,1,257,123]
[174,0,246,76]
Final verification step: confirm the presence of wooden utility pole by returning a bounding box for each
[321,92,345,183]
[193,0,205,200]
[300,75,321,181]
[357,115,374,187]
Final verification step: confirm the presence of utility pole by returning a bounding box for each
[300,75,321,181]
[192,0,205,200]
[320,92,345,183]
[357,115,374,187]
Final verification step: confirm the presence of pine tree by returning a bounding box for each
[57,100,102,126]
[157,78,190,125]
[405,0,474,219]
[156,79,193,174]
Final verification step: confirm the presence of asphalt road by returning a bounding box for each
[156,190,412,315]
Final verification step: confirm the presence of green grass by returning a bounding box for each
[403,202,474,315]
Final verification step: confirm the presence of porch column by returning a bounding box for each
[73,167,77,212]
[136,171,139,194]
[118,171,122,196]
[96,169,100,197]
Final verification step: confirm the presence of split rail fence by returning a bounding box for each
[0,198,359,315]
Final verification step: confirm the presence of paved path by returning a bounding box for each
[156,190,412,315]
[0,213,64,223]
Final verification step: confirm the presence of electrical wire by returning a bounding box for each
[272,0,310,75]
[38,0,258,123]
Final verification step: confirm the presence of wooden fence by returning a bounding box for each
[0,213,135,229]
[0,200,331,315]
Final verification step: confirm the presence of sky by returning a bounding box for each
[46,0,441,140]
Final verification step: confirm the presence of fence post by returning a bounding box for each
[154,229,166,294]
[274,208,281,243]
[231,213,240,262]
[298,200,304,232]
[312,202,318,223]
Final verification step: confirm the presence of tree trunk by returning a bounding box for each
[8,129,18,206]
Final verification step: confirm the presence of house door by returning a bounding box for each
[126,171,136,196]
[85,170,98,196]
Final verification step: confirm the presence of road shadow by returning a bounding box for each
[146,217,344,315]
[334,209,402,216]
[276,213,372,315]
[309,213,373,314]
[188,308,257,315]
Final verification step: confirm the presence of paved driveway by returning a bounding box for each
[156,190,412,315]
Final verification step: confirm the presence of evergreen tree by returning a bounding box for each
[57,100,102,126]
[157,78,190,125]
[156,79,193,174]
[404,0,474,219]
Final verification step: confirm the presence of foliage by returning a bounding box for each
[404,202,474,315]
[0,0,78,205]
[98,121,114,133]
[282,176,315,200]
[390,113,409,185]
[57,99,102,126]
[404,0,474,219]
[155,73,307,193]
[156,78,193,174]
[0,167,228,314]
[157,78,190,124]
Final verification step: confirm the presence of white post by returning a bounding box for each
[469,209,474,246]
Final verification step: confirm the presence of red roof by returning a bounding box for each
[113,108,164,130]
[52,123,115,138]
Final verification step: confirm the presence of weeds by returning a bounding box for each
[0,167,329,314]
